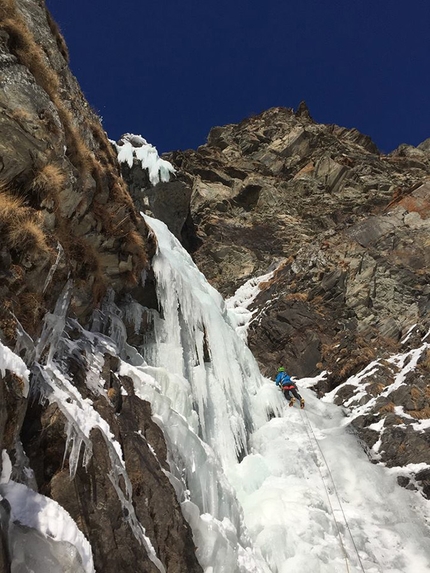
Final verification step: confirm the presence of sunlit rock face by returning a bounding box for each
[149,106,430,495]
[0,0,153,340]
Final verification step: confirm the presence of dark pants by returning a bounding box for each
[283,387,302,401]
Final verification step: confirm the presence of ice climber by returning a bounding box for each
[275,367,305,408]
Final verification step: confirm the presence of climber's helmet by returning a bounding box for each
[278,366,285,372]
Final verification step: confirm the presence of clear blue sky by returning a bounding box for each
[46,0,430,154]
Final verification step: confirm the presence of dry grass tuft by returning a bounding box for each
[410,386,422,401]
[17,291,45,333]
[0,186,50,254]
[285,292,308,302]
[64,236,107,305]
[2,4,96,179]
[0,0,18,20]
[367,381,386,396]
[31,163,66,201]
[8,218,49,252]
[57,107,96,176]
[10,107,33,125]
[379,402,395,414]
[124,230,146,255]
[259,258,294,290]
[3,16,60,94]
[66,237,102,278]
[419,349,430,373]
[89,121,118,165]
[123,229,148,275]
[407,407,430,420]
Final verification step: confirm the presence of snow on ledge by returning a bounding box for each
[112,133,175,186]
[0,480,95,573]
[0,340,29,397]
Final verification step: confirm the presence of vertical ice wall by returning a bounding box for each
[117,216,282,572]
[143,216,264,465]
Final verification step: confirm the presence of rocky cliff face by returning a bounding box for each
[1,0,430,570]
[0,2,201,571]
[133,106,430,498]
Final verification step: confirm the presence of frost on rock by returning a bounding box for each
[113,133,175,185]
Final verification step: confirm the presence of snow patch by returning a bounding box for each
[0,340,29,397]
[113,133,175,185]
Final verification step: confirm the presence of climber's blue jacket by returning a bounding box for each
[275,371,293,387]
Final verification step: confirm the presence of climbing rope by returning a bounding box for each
[298,407,366,573]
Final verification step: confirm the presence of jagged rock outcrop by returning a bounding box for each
[164,106,430,299]
[0,2,201,571]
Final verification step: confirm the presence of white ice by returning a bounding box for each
[226,270,274,342]
[229,387,430,573]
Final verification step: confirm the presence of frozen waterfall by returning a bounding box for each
[1,215,430,572]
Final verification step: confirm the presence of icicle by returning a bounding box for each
[90,290,128,355]
[141,215,263,470]
[35,280,73,364]
[43,242,64,294]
